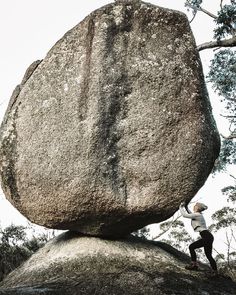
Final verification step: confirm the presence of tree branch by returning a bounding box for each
[186,4,217,19]
[189,12,197,24]
[220,0,224,10]
[213,247,225,261]
[197,36,236,51]
[152,214,182,240]
[199,6,217,19]
[231,228,236,243]
[229,174,236,180]
[220,133,236,140]
[220,115,236,118]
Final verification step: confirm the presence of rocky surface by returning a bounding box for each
[0,0,220,236]
[0,232,235,295]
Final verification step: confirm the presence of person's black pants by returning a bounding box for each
[189,230,217,270]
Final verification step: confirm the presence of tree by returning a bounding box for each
[186,0,236,151]
[0,224,51,282]
[210,182,236,268]
[186,0,236,50]
[157,220,193,253]
[132,226,151,239]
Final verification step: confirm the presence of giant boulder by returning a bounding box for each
[0,0,220,236]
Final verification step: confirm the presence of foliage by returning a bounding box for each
[0,224,50,282]
[209,183,236,269]
[159,220,193,253]
[207,49,236,139]
[185,0,203,21]
[185,0,202,10]
[185,0,236,141]
[0,225,26,246]
[214,1,236,39]
[132,226,150,239]
[222,185,236,202]
[214,139,236,172]
[211,206,236,230]
[207,49,236,105]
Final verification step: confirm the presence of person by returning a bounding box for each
[179,201,218,276]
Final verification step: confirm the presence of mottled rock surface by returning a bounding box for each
[0,0,220,236]
[0,233,235,295]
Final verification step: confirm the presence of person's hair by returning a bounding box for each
[196,202,208,212]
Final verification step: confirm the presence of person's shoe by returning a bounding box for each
[185,263,199,271]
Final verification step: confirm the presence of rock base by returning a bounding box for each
[0,232,235,295]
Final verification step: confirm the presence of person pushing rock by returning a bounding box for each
[179,201,218,277]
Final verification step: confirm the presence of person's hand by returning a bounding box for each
[180,201,186,207]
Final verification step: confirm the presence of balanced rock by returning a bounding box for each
[0,0,220,236]
[0,233,235,295]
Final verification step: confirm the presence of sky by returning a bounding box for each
[0,0,235,253]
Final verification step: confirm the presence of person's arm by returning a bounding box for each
[179,203,200,219]
[185,204,192,214]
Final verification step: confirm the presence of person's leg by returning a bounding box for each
[203,236,217,271]
[189,239,205,262]
[186,239,205,270]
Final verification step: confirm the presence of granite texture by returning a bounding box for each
[0,0,220,236]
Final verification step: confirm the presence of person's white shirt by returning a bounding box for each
[179,204,207,232]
